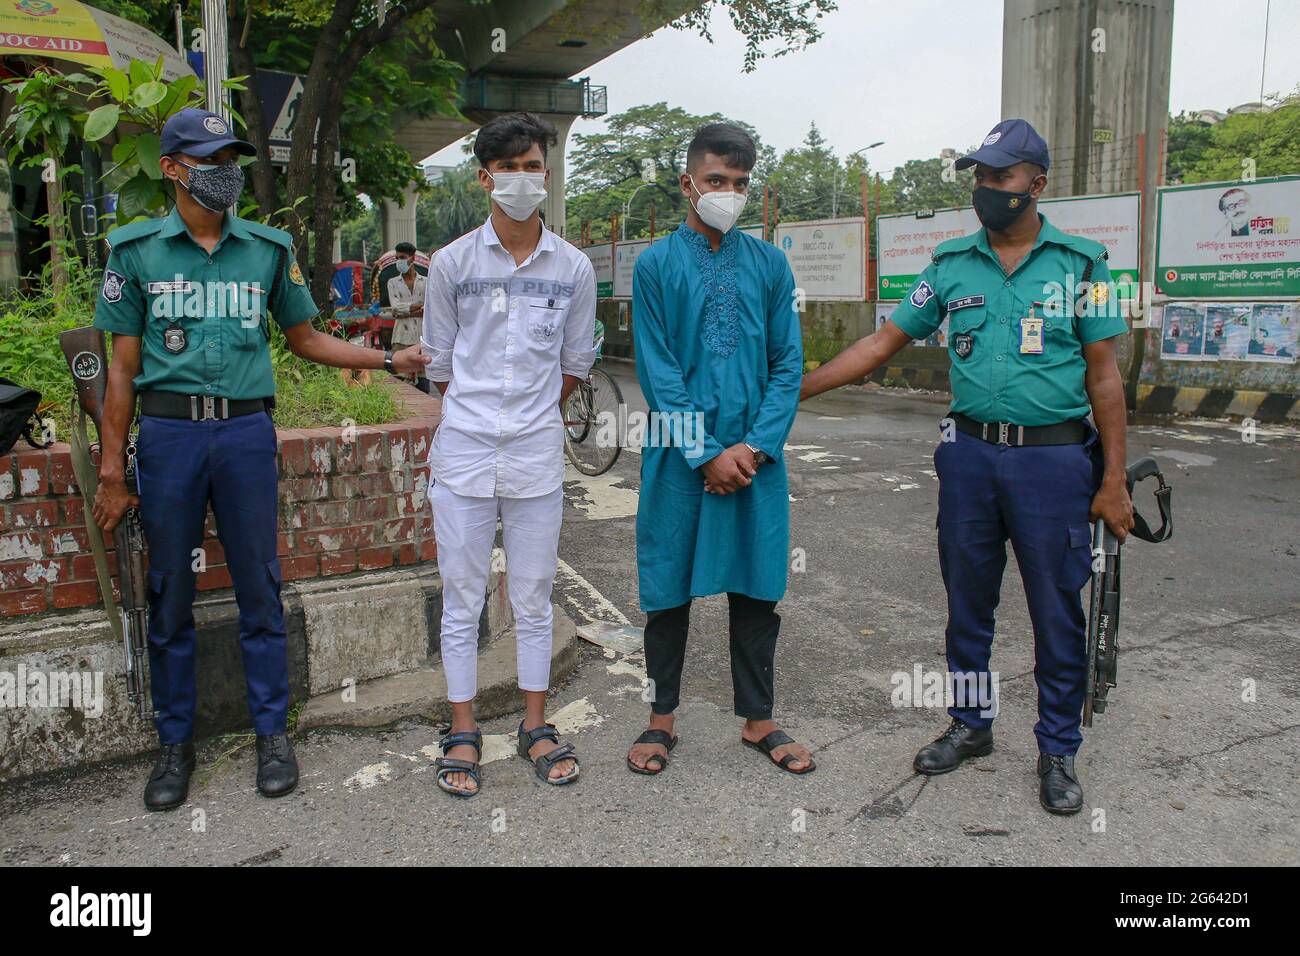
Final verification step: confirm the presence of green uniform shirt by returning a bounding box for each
[93,206,319,400]
[889,214,1127,426]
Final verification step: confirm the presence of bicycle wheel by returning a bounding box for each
[563,365,624,476]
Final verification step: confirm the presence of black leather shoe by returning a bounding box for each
[913,719,994,775]
[256,733,299,798]
[1038,753,1083,814]
[144,742,196,811]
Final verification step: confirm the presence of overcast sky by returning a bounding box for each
[424,0,1299,176]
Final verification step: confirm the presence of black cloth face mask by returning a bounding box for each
[176,159,246,212]
[972,184,1034,232]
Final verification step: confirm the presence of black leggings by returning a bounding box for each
[643,593,780,720]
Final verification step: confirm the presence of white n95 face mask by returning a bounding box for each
[689,175,748,233]
[489,171,547,221]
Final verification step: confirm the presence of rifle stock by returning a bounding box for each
[59,326,109,434]
[59,326,152,720]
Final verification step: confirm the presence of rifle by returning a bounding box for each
[1083,455,1173,727]
[59,327,151,720]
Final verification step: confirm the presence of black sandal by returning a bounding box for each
[517,721,580,786]
[742,729,816,775]
[627,729,678,775]
[434,728,483,797]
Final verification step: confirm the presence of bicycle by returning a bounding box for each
[563,319,624,476]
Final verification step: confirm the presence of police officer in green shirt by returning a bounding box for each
[92,108,429,811]
[801,120,1135,815]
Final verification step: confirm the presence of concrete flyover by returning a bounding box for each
[381,0,694,246]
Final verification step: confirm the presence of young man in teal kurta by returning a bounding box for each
[627,124,813,777]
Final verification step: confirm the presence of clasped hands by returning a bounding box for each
[702,443,759,494]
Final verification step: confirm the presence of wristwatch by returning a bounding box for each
[383,349,395,373]
[745,443,768,466]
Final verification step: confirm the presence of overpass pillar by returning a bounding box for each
[541,113,577,239]
[382,182,420,250]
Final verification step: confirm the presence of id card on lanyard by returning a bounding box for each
[1020,303,1044,354]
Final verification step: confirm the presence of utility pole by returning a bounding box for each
[201,0,231,119]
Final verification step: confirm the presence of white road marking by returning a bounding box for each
[549,697,604,733]
[345,762,392,790]
[555,558,632,626]
[564,467,639,520]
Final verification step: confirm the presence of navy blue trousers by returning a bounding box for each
[136,411,286,744]
[934,426,1102,755]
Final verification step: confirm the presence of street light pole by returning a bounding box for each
[202,0,231,120]
[833,142,884,218]
[621,181,652,240]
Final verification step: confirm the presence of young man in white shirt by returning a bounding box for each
[387,241,428,392]
[422,112,596,797]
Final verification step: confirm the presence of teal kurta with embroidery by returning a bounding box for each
[632,223,803,613]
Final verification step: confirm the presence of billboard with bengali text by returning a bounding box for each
[876,192,1141,299]
[1155,176,1300,298]
[582,243,614,298]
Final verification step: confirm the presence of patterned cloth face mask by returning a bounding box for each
[175,159,246,212]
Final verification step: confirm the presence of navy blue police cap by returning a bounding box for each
[160,108,256,159]
[955,119,1050,172]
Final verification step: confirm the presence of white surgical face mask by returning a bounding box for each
[689,175,747,233]
[396,258,410,275]
[488,171,547,221]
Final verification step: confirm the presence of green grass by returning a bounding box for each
[802,332,848,368]
[0,272,403,438]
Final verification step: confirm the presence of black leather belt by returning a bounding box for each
[949,412,1088,447]
[140,392,271,421]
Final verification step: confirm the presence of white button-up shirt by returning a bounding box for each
[422,216,596,498]
[388,271,426,348]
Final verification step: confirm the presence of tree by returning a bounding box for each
[766,122,874,223]
[416,159,490,251]
[878,155,975,214]
[566,102,773,240]
[1,69,84,293]
[641,0,838,72]
[1166,91,1300,184]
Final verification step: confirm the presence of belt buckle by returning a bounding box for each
[997,422,1010,445]
[191,395,226,421]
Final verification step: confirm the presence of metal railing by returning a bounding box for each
[461,75,608,117]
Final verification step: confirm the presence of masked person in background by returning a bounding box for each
[625,123,812,779]
[421,112,596,797]
[387,241,428,392]
[799,119,1134,815]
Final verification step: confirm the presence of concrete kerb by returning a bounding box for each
[295,604,580,732]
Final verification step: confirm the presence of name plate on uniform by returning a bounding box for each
[148,280,194,294]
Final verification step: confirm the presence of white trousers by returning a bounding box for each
[429,481,562,703]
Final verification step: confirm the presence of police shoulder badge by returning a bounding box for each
[102,269,125,303]
[289,260,305,286]
[1090,282,1109,306]
[953,333,974,359]
[909,279,935,309]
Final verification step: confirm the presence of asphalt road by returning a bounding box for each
[3,363,1297,866]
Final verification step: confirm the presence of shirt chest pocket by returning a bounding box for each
[144,279,203,351]
[944,296,989,359]
[228,283,270,351]
[1016,304,1077,362]
[524,301,565,350]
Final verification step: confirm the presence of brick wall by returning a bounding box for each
[0,381,439,618]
